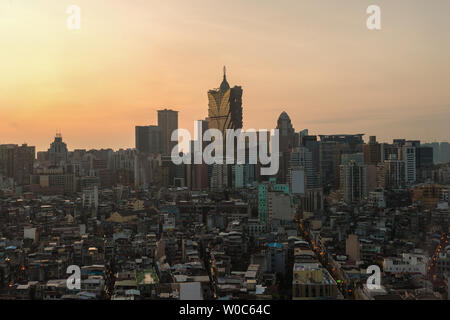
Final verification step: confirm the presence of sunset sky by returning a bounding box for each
[1,0,449,151]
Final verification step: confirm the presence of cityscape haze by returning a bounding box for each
[1,0,450,151]
[0,0,450,307]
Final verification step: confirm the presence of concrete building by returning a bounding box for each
[48,133,68,165]
[292,263,340,300]
[258,178,290,227]
[403,144,417,185]
[158,109,179,156]
[346,234,361,262]
[267,191,293,227]
[340,160,367,204]
[378,154,405,190]
[135,125,161,155]
[363,136,382,165]
[383,253,428,275]
[0,144,35,186]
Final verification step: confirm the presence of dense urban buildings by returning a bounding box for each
[0,73,449,301]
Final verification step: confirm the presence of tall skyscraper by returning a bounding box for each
[403,144,417,185]
[300,134,320,184]
[207,67,243,136]
[13,144,36,186]
[192,119,209,191]
[158,109,179,156]
[277,112,296,153]
[378,154,405,190]
[0,144,35,186]
[319,134,364,189]
[0,144,15,179]
[289,147,316,191]
[48,133,68,164]
[340,160,367,204]
[207,67,243,191]
[277,112,297,184]
[363,136,382,165]
[135,125,161,154]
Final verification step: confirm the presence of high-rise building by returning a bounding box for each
[340,160,367,203]
[319,141,336,187]
[416,146,434,181]
[403,144,417,185]
[439,142,450,163]
[0,144,35,185]
[363,136,382,165]
[290,147,317,191]
[158,109,179,156]
[267,191,293,228]
[210,163,229,190]
[258,178,290,228]
[300,134,320,183]
[191,119,210,191]
[277,112,296,153]
[319,134,364,188]
[276,112,297,184]
[381,143,400,162]
[378,154,405,190]
[134,153,161,188]
[135,125,161,154]
[423,141,450,164]
[48,133,68,164]
[288,165,306,195]
[207,67,243,136]
[13,144,36,185]
[0,144,15,179]
[346,234,361,262]
[207,68,243,190]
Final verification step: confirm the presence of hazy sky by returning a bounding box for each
[1,0,449,151]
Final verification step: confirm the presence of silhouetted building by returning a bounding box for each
[48,133,68,164]
[158,109,179,156]
[277,112,296,153]
[363,136,381,165]
[135,125,161,154]
[319,134,364,188]
[0,144,35,185]
[207,67,243,136]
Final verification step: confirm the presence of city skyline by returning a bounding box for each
[1,1,450,304]
[4,65,450,153]
[1,0,450,151]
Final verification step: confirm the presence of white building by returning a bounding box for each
[403,145,416,185]
[368,189,386,208]
[383,253,428,274]
[267,191,293,226]
[340,161,367,203]
[82,186,98,210]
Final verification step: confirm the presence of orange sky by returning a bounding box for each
[1,0,450,151]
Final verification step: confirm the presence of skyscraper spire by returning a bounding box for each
[220,65,230,92]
